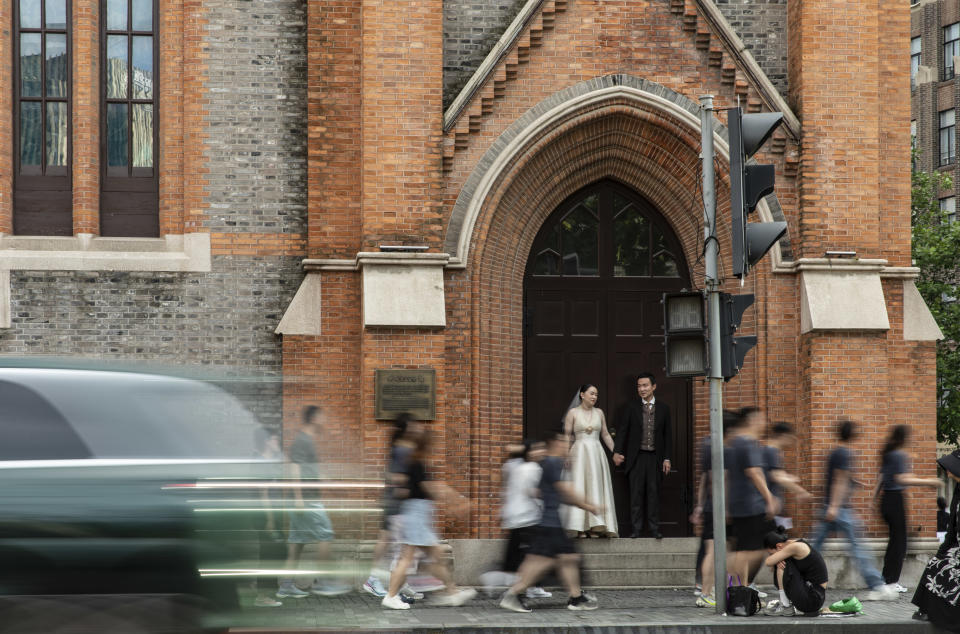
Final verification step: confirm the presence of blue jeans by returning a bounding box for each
[811,506,884,589]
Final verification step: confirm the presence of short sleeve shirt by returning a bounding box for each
[538,455,565,528]
[881,450,909,491]
[289,430,320,499]
[763,445,784,503]
[406,460,429,500]
[825,446,853,508]
[727,435,766,518]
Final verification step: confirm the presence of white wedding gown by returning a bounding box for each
[562,407,618,536]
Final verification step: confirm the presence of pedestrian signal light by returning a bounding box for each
[663,292,707,378]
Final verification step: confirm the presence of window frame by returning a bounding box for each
[99,0,160,237]
[942,196,957,224]
[941,109,956,166]
[12,0,73,235]
[945,23,959,81]
[912,36,921,89]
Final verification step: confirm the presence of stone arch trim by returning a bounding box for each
[445,74,790,269]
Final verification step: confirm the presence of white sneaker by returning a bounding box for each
[863,585,899,601]
[276,584,310,599]
[763,599,796,616]
[525,586,552,598]
[399,584,425,600]
[748,583,768,599]
[432,587,477,607]
[362,577,387,597]
[895,583,909,593]
[381,593,410,610]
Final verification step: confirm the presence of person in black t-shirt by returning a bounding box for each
[499,432,603,613]
[872,425,939,591]
[762,530,829,617]
[762,422,811,532]
[381,431,477,610]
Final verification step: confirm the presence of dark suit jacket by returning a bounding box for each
[614,398,672,473]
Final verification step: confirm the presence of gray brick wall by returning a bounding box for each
[443,0,528,109]
[714,0,788,96]
[201,0,308,233]
[0,256,303,428]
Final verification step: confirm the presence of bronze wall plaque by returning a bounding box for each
[375,369,436,420]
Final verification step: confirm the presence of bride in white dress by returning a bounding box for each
[562,384,618,537]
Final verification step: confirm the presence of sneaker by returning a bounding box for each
[581,591,598,602]
[525,587,552,598]
[254,597,283,607]
[695,594,716,608]
[694,583,703,597]
[276,584,310,599]
[763,599,796,616]
[407,575,446,593]
[863,584,899,601]
[499,591,532,613]
[363,577,387,598]
[748,583,768,599]
[828,597,863,614]
[432,587,477,607]
[895,583,909,593]
[381,593,410,610]
[311,581,352,597]
[399,584,425,600]
[567,593,599,611]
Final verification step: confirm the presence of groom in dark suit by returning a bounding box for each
[613,372,672,539]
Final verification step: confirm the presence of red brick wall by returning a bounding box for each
[0,0,11,234]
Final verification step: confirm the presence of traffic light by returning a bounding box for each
[718,292,756,381]
[727,107,788,278]
[663,291,707,378]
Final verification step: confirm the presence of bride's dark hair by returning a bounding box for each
[579,383,597,395]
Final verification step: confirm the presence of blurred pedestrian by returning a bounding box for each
[810,420,897,601]
[499,433,601,613]
[613,372,672,539]
[381,430,476,610]
[761,529,828,617]
[726,407,777,586]
[277,406,351,599]
[763,422,811,532]
[253,427,284,607]
[563,384,618,537]
[873,424,940,593]
[480,440,551,598]
[690,410,738,608]
[363,413,424,601]
[912,449,960,627]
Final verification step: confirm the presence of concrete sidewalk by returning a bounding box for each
[226,587,934,633]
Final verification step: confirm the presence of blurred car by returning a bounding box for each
[0,365,279,632]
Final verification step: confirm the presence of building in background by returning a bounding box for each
[0,0,940,543]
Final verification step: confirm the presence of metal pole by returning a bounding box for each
[700,95,727,615]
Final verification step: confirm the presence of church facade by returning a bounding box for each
[0,0,941,540]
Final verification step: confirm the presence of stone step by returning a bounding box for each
[584,568,696,588]
[574,537,700,554]
[581,552,697,569]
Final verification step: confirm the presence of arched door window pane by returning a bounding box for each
[560,198,599,276]
[652,225,680,277]
[612,193,650,276]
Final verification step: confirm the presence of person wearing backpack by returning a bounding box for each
[761,530,829,617]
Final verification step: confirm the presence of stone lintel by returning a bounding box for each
[275,273,322,336]
[800,263,890,333]
[903,279,944,341]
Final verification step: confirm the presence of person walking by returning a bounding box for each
[563,384,618,537]
[810,420,897,601]
[761,530,829,617]
[612,372,671,539]
[874,424,940,593]
[277,406,351,599]
[725,407,778,585]
[763,421,811,532]
[381,431,477,610]
[499,433,601,613]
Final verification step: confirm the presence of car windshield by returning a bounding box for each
[0,369,262,460]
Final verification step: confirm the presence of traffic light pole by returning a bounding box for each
[700,95,727,615]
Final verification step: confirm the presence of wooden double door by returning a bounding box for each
[523,180,694,537]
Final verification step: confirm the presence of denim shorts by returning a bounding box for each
[399,498,439,547]
[288,501,335,544]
